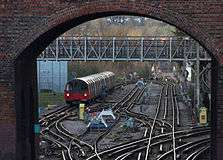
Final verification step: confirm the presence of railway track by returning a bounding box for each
[39,105,73,125]
[170,85,177,160]
[93,86,143,160]
[40,81,210,160]
[40,84,141,160]
[40,105,95,160]
[86,127,210,159]
[88,83,170,159]
[40,106,74,159]
[86,82,210,160]
[99,83,173,160]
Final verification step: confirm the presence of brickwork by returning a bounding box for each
[215,65,223,160]
[0,0,223,159]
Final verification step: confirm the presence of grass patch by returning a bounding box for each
[38,92,65,108]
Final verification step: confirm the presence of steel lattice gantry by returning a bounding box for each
[38,36,211,62]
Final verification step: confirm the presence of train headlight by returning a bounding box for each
[66,93,70,97]
[84,93,87,97]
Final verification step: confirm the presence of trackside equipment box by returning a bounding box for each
[79,103,85,120]
[199,107,207,125]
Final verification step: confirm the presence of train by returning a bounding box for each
[64,71,115,105]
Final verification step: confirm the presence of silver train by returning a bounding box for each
[64,71,115,103]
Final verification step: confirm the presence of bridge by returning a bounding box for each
[38,36,211,61]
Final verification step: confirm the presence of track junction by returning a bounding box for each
[39,81,210,160]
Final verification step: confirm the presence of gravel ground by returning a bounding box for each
[98,116,146,151]
[104,84,136,102]
[57,84,137,148]
[131,82,162,118]
[177,101,194,129]
[39,105,66,117]
[62,120,87,136]
[39,82,210,160]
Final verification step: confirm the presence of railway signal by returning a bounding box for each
[79,103,85,120]
[199,107,208,125]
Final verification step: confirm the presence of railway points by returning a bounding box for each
[39,72,210,160]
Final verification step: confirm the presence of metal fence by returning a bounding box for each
[37,61,68,93]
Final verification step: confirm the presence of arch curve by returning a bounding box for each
[15,0,222,62]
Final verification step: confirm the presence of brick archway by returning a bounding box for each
[0,1,223,160]
[15,1,222,62]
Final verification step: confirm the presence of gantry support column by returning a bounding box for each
[196,43,200,109]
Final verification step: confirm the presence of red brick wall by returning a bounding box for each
[0,1,222,159]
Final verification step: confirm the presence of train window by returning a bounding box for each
[94,80,97,95]
[72,80,88,92]
[65,83,73,91]
[89,80,94,95]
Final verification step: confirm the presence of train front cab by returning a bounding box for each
[64,79,90,105]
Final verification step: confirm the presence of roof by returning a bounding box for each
[68,71,115,84]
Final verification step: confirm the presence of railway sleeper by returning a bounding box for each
[158,144,166,153]
[73,148,86,157]
[177,138,186,146]
[182,140,210,154]
[107,144,138,157]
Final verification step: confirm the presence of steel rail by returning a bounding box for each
[183,140,210,153]
[94,87,141,160]
[62,151,67,160]
[159,84,169,153]
[87,87,144,160]
[170,85,177,160]
[86,127,210,159]
[114,152,132,160]
[173,85,180,126]
[112,86,138,111]
[55,116,87,157]
[134,112,171,128]
[56,115,94,150]
[157,138,210,160]
[136,118,151,160]
[104,129,210,160]
[93,86,140,160]
[42,113,93,159]
[186,145,210,160]
[123,86,150,160]
[144,84,165,160]
[163,85,168,119]
[101,83,206,160]
[39,105,72,124]
[125,86,157,160]
[41,133,71,160]
[125,83,172,129]
[68,139,74,160]
[105,84,170,159]
[40,107,83,160]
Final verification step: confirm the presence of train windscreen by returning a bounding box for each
[65,80,88,92]
[65,83,73,91]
